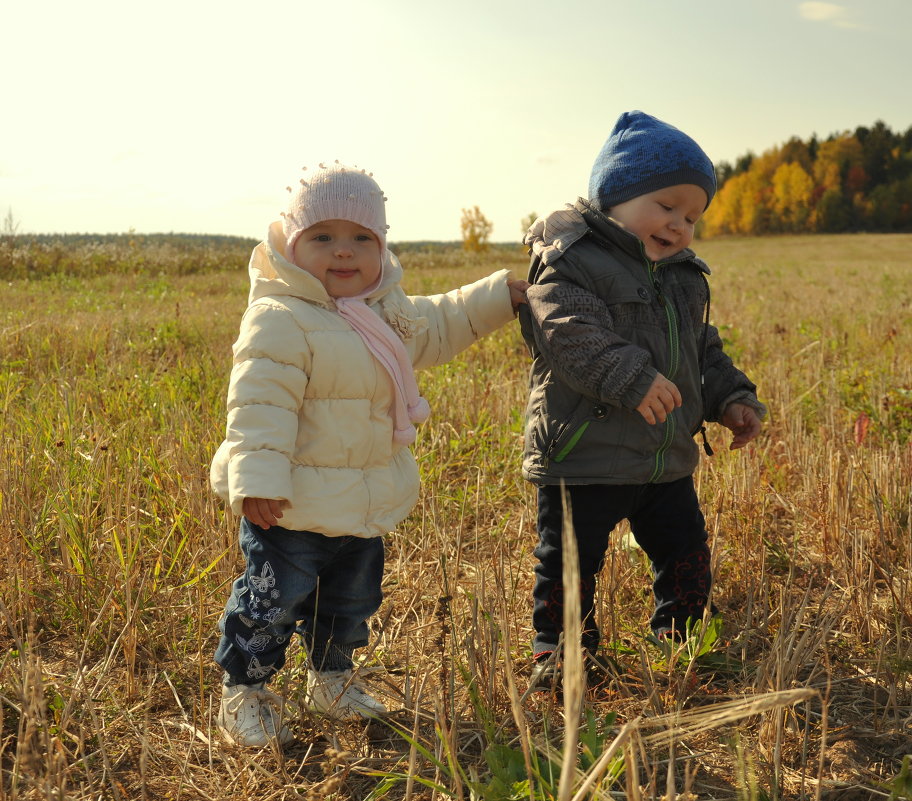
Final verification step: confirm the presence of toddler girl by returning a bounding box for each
[210,162,526,746]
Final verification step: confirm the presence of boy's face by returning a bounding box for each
[292,219,382,298]
[607,184,708,263]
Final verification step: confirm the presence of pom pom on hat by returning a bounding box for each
[282,162,389,263]
[588,111,716,211]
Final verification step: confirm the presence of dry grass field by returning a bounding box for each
[0,233,910,800]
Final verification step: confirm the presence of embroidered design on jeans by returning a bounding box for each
[246,656,273,680]
[236,630,272,654]
[250,561,276,594]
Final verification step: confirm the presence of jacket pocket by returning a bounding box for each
[605,287,658,339]
[546,401,609,464]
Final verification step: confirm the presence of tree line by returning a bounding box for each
[702,120,912,236]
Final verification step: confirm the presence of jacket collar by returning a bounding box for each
[575,198,708,273]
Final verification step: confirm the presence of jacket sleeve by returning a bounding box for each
[217,302,309,515]
[526,273,656,408]
[405,268,517,370]
[700,323,767,422]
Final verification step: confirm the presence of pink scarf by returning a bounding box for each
[335,282,430,445]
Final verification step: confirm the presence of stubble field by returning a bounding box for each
[0,233,910,800]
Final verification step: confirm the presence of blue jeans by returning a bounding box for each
[215,519,384,685]
[532,477,712,656]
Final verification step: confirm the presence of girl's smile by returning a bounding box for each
[292,219,382,298]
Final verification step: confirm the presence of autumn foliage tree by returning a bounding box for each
[461,206,493,252]
[702,120,912,236]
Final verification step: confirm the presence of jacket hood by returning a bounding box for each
[247,220,404,306]
[523,200,705,272]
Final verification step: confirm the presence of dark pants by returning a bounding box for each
[532,476,712,656]
[215,518,384,684]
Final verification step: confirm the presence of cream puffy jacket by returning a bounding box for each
[211,220,516,537]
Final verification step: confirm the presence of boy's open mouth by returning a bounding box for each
[653,236,672,248]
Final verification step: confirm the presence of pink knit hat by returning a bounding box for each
[281,161,390,263]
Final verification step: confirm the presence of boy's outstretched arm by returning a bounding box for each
[720,402,762,449]
[700,321,767,436]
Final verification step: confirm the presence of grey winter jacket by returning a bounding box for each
[520,199,765,485]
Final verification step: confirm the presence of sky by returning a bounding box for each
[3,0,912,242]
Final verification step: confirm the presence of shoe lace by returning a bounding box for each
[316,670,375,702]
[346,681,373,700]
[229,685,283,714]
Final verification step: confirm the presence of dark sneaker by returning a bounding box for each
[583,651,618,687]
[528,650,618,692]
[529,652,561,692]
[652,625,686,643]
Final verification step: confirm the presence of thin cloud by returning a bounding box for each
[798,2,860,29]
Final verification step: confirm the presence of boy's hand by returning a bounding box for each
[720,402,762,449]
[243,497,284,529]
[636,373,682,424]
[508,279,530,310]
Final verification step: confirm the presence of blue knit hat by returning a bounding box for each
[588,111,716,211]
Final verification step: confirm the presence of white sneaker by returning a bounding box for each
[307,669,387,720]
[217,682,293,747]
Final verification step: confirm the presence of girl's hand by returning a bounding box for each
[243,497,284,529]
[508,279,530,310]
[720,402,762,449]
[636,373,682,424]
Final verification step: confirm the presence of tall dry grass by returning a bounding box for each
[0,234,910,800]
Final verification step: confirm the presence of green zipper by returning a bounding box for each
[552,421,590,463]
[647,413,675,482]
[639,243,681,482]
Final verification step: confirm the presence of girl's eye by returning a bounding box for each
[315,234,331,242]
[355,234,372,242]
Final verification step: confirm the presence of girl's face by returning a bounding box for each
[292,219,382,298]
[608,184,708,263]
